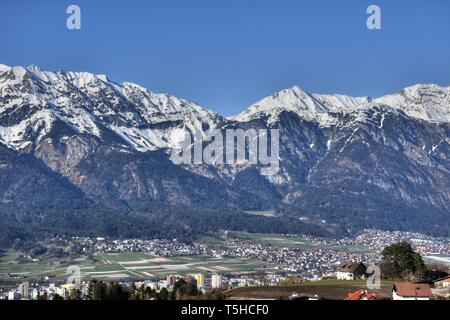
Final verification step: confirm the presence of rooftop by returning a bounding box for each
[393,283,433,297]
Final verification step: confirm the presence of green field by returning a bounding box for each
[244,210,277,217]
[0,249,98,280]
[0,249,22,263]
[0,250,277,282]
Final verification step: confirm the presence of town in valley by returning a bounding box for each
[1,229,449,300]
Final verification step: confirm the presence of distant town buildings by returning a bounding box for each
[192,274,205,288]
[0,228,448,300]
[8,290,21,300]
[211,274,222,289]
[166,275,177,286]
[18,282,29,299]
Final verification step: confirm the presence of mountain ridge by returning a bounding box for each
[1,63,449,239]
[2,64,450,129]
[233,83,450,124]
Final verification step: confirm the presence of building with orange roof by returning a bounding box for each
[392,283,433,300]
[346,289,377,300]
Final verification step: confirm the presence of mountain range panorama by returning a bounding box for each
[0,64,449,244]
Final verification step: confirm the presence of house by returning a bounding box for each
[433,275,450,288]
[336,262,367,280]
[392,283,433,300]
[346,289,377,300]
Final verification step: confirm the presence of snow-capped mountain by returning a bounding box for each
[1,64,449,156]
[1,64,449,238]
[224,81,450,236]
[375,83,450,123]
[232,84,450,125]
[232,86,330,124]
[0,64,222,153]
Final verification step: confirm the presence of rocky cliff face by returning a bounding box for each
[230,85,450,234]
[0,64,449,237]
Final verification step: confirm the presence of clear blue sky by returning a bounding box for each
[1,0,450,115]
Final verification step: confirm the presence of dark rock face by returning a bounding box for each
[0,64,449,237]
[0,143,89,212]
[268,111,450,235]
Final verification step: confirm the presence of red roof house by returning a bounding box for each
[392,283,433,300]
[346,289,377,300]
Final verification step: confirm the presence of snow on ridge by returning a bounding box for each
[375,83,450,123]
[0,64,222,153]
[1,63,450,153]
[233,85,329,124]
[122,81,149,91]
[233,83,450,125]
[313,93,371,111]
[0,109,56,150]
[0,64,11,73]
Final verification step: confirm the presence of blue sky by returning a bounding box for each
[1,0,449,115]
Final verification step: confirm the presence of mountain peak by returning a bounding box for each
[375,83,450,123]
[287,85,309,94]
[26,64,42,72]
[122,81,150,92]
[233,82,450,124]
[232,85,328,123]
[0,64,11,73]
[0,63,222,152]
[275,85,312,99]
[403,82,447,90]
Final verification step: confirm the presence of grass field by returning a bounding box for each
[0,248,99,280]
[0,251,277,282]
[244,210,277,217]
[0,249,22,263]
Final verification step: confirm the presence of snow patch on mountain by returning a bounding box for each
[1,64,449,159]
[233,86,329,125]
[313,94,371,111]
[375,84,450,123]
[233,83,450,126]
[0,64,11,73]
[0,64,223,153]
[0,109,56,150]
